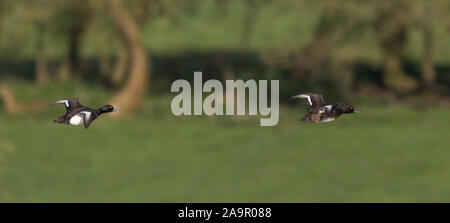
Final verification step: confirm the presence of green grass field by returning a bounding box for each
[0,82,449,202]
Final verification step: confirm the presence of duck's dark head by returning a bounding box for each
[344,105,360,113]
[99,105,119,113]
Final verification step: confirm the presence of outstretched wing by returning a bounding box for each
[289,93,327,112]
[48,98,84,113]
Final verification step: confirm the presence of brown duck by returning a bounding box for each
[289,93,360,123]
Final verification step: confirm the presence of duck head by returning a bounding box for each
[99,105,119,113]
[344,105,360,113]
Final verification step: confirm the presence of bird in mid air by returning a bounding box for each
[48,99,119,129]
[289,93,359,123]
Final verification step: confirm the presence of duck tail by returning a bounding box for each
[53,115,67,124]
[299,115,309,122]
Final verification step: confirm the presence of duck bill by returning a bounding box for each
[353,109,360,113]
[113,108,119,112]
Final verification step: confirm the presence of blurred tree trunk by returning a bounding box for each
[375,1,417,93]
[67,22,84,76]
[107,0,150,116]
[35,24,49,86]
[292,1,344,80]
[57,59,70,81]
[422,0,436,88]
[240,0,261,46]
[111,47,128,87]
[58,3,92,81]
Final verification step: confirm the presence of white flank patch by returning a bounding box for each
[69,115,83,125]
[69,112,91,126]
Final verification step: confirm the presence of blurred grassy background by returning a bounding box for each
[0,0,449,202]
[0,80,449,202]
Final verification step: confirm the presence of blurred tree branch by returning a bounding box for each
[107,0,150,116]
[421,0,436,88]
[375,0,418,93]
[56,1,93,80]
[34,23,49,86]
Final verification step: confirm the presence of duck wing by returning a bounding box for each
[289,93,327,112]
[79,111,96,129]
[48,98,84,113]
